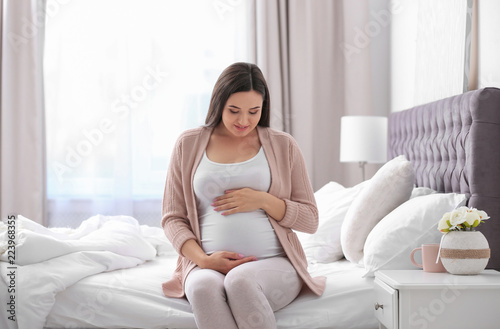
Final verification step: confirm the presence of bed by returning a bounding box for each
[1,87,499,329]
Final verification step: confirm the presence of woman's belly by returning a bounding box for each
[200,208,285,259]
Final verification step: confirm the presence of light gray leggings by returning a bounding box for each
[184,256,303,329]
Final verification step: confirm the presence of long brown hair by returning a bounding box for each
[205,62,270,127]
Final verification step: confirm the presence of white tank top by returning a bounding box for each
[193,147,285,259]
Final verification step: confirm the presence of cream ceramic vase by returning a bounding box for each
[439,231,490,275]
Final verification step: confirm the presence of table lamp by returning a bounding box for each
[340,116,388,181]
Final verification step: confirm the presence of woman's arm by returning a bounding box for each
[260,192,286,221]
[161,135,198,254]
[276,138,318,234]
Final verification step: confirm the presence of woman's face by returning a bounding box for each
[220,90,263,137]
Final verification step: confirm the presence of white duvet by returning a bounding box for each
[0,215,161,329]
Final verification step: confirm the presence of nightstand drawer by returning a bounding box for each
[374,278,398,329]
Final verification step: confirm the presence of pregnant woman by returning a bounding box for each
[161,62,325,329]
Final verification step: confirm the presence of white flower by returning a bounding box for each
[437,207,490,234]
[477,209,490,220]
[438,212,452,232]
[449,207,467,227]
[463,209,481,227]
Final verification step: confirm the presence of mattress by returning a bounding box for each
[44,257,377,329]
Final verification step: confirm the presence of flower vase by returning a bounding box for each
[439,231,490,275]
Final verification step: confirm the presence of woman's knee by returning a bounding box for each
[224,265,258,296]
[185,269,226,302]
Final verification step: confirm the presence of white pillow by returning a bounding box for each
[314,181,346,196]
[297,180,368,263]
[410,186,437,198]
[341,155,415,263]
[362,192,467,277]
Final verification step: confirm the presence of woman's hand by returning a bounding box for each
[201,251,257,274]
[212,188,263,216]
[212,188,286,221]
[181,240,256,274]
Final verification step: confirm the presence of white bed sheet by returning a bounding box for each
[0,215,377,329]
[45,257,378,329]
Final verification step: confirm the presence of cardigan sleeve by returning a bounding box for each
[275,135,319,234]
[161,135,197,256]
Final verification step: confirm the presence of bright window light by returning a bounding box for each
[44,0,252,225]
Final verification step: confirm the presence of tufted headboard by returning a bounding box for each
[388,87,500,270]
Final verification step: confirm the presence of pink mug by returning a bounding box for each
[410,243,446,273]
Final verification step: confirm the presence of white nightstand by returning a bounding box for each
[374,269,500,329]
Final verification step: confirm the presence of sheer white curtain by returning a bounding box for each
[1,0,47,224]
[391,0,473,112]
[44,0,252,227]
[477,0,500,89]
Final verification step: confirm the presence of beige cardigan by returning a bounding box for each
[161,125,326,298]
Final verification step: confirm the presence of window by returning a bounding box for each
[44,0,252,227]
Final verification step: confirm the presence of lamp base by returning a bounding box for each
[359,161,367,181]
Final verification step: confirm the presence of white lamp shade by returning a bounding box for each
[340,116,388,163]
